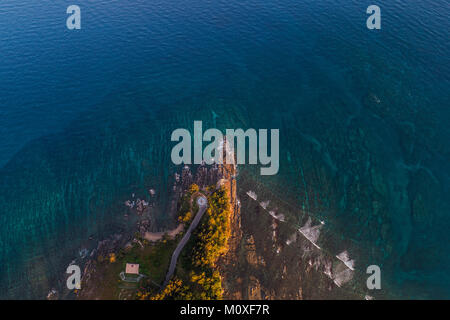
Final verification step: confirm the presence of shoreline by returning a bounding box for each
[70,156,240,300]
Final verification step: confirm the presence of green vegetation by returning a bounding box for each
[84,183,231,300]
[177,183,199,225]
[192,187,230,267]
[80,235,177,300]
[142,187,231,300]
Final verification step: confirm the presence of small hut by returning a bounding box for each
[125,263,139,275]
[119,263,144,282]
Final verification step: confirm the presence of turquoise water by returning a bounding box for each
[0,1,449,298]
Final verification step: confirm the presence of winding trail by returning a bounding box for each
[163,195,208,287]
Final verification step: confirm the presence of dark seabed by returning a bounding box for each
[0,0,449,298]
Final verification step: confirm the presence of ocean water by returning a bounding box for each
[0,0,449,299]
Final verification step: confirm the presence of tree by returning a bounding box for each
[189,184,199,194]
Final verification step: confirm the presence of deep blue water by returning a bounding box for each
[0,0,449,299]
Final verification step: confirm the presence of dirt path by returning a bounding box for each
[162,195,208,287]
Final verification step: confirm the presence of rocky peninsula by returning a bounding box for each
[71,141,241,300]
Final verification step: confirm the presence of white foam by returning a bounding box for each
[336,250,355,270]
[332,267,353,287]
[260,200,270,209]
[246,190,257,201]
[268,210,285,222]
[298,217,322,249]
